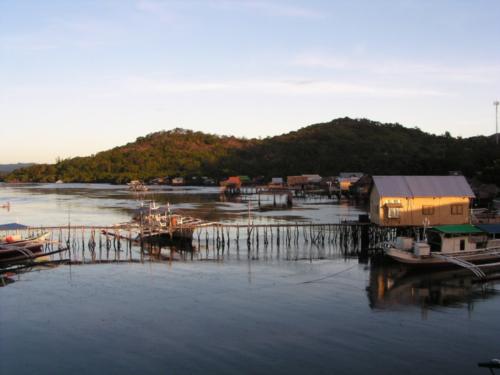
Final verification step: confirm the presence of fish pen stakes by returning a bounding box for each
[1,223,398,265]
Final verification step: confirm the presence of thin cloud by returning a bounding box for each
[0,17,124,52]
[135,0,325,19]
[135,0,179,23]
[119,76,446,97]
[293,54,500,84]
[219,0,326,19]
[2,76,447,103]
[0,33,59,52]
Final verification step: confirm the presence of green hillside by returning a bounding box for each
[5,118,500,185]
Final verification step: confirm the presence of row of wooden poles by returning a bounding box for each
[2,223,400,258]
[193,223,396,253]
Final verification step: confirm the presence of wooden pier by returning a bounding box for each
[222,185,341,201]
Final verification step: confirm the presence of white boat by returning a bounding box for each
[103,201,211,244]
[128,180,149,192]
[386,224,500,269]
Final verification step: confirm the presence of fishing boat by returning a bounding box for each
[385,224,500,270]
[0,232,52,264]
[103,201,211,245]
[1,232,51,248]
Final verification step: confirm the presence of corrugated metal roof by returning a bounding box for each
[372,176,475,198]
[339,172,363,178]
[476,224,500,234]
[431,224,483,234]
[227,176,242,184]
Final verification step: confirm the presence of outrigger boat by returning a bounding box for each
[0,232,52,264]
[1,232,51,249]
[385,224,500,272]
[102,201,213,245]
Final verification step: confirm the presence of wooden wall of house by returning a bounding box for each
[370,187,471,226]
[370,187,382,225]
[441,236,478,253]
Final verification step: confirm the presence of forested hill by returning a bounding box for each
[5,118,500,185]
[0,163,35,173]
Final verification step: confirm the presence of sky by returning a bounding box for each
[1,0,499,163]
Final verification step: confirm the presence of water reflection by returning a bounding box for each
[367,262,500,314]
[1,183,367,226]
[0,261,66,287]
[0,235,358,288]
[3,184,500,374]
[0,274,15,287]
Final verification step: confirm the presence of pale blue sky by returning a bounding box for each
[1,0,499,163]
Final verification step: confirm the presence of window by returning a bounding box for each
[385,199,401,204]
[388,207,400,219]
[422,205,435,215]
[384,199,402,220]
[451,204,464,215]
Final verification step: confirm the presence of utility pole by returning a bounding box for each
[494,100,499,145]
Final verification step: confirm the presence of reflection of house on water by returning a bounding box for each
[367,263,499,316]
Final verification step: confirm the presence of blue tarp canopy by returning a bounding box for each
[0,223,28,230]
[476,224,500,235]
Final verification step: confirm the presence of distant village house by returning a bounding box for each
[171,177,185,186]
[220,176,242,188]
[269,177,284,188]
[338,172,363,192]
[287,174,322,188]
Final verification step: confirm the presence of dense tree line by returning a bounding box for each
[5,118,500,186]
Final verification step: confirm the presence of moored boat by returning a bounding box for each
[128,180,149,192]
[1,232,51,246]
[102,201,210,247]
[385,224,500,268]
[0,232,52,264]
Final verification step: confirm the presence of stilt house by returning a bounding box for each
[370,176,475,226]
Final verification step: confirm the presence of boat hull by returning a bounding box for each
[385,247,500,266]
[0,233,51,263]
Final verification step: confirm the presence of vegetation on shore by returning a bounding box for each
[4,118,500,185]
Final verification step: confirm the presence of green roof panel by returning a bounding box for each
[431,224,484,234]
[238,175,251,182]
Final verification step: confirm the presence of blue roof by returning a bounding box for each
[476,224,500,234]
[0,223,29,230]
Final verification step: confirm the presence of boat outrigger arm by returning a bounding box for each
[431,253,487,278]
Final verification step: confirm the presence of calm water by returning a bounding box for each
[1,183,499,375]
